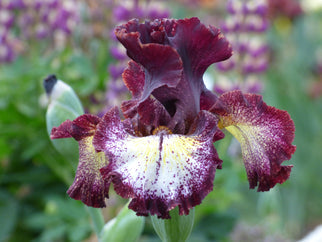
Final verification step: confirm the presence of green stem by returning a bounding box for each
[151,208,195,242]
[86,206,105,237]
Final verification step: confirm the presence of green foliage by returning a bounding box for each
[0,48,108,240]
[0,190,19,241]
[23,195,92,242]
[100,202,145,242]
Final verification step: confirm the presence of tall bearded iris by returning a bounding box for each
[50,17,296,219]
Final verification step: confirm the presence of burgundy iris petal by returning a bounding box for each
[210,90,296,191]
[93,108,223,219]
[168,17,233,78]
[51,114,109,207]
[115,17,233,133]
[115,19,183,102]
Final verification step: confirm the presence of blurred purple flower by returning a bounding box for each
[214,0,270,94]
[0,0,80,63]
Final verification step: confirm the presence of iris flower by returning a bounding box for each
[51,17,296,219]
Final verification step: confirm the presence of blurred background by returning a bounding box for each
[0,0,321,241]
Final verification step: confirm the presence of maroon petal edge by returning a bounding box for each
[211,90,296,191]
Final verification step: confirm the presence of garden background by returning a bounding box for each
[1,0,321,241]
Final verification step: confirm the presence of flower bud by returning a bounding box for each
[44,74,84,168]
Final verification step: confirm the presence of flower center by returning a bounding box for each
[152,126,172,135]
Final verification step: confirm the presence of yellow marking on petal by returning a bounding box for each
[225,123,268,172]
[217,118,224,129]
[81,136,107,168]
[162,136,199,170]
[218,116,238,130]
[124,136,160,172]
[225,125,244,143]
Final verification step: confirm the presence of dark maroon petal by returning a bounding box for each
[70,114,101,141]
[120,61,185,133]
[200,89,219,111]
[115,18,232,132]
[116,18,232,79]
[188,109,225,149]
[137,96,172,127]
[51,114,109,207]
[67,137,109,207]
[121,99,139,120]
[116,20,183,102]
[51,114,101,141]
[95,108,223,218]
[122,61,145,100]
[168,17,233,78]
[51,119,73,139]
[120,61,145,119]
[210,90,296,191]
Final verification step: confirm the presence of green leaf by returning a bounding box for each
[100,202,145,242]
[151,207,195,242]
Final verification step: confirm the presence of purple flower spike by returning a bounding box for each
[255,4,268,16]
[227,0,237,14]
[216,59,236,72]
[109,46,127,61]
[248,44,269,58]
[109,64,126,80]
[245,77,264,93]
[215,0,270,94]
[246,19,269,33]
[113,5,132,22]
[147,8,170,20]
[242,1,268,16]
[6,0,26,10]
[0,10,14,29]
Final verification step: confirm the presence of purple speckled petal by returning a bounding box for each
[51,114,109,207]
[67,136,109,207]
[210,90,296,191]
[93,107,223,219]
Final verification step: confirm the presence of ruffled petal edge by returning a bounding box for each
[210,90,296,191]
